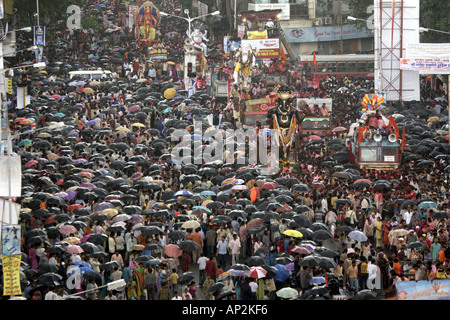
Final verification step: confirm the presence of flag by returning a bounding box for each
[313,52,318,65]
[400,128,406,154]
[358,127,365,144]
[388,115,399,139]
[280,47,287,61]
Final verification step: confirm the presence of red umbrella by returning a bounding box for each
[44,215,58,225]
[308,135,321,140]
[246,218,264,231]
[353,179,372,184]
[59,224,77,235]
[247,266,267,279]
[291,246,311,255]
[67,204,84,211]
[25,160,38,168]
[260,182,278,189]
[164,244,182,258]
[129,105,140,112]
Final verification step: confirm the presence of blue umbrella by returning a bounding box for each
[174,190,193,197]
[273,264,290,282]
[200,190,216,196]
[418,201,438,208]
[309,276,326,285]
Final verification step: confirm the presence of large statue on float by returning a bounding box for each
[186,20,209,57]
[184,20,209,74]
[233,42,257,90]
[138,1,160,41]
[266,85,305,168]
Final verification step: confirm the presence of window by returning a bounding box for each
[381,148,397,162]
[348,62,357,72]
[318,62,327,73]
[338,62,347,72]
[368,61,374,72]
[360,147,377,162]
[327,62,337,72]
[358,62,367,72]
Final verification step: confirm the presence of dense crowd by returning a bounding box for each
[0,0,449,301]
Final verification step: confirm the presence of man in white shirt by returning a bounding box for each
[228,233,241,266]
[367,258,380,289]
[402,206,413,225]
[216,236,229,269]
[44,287,58,300]
[197,253,209,286]
[249,279,258,300]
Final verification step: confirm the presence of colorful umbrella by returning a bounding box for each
[283,229,303,238]
[247,266,267,279]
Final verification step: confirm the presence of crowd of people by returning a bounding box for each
[0,0,449,301]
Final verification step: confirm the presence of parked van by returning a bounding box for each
[68,69,115,81]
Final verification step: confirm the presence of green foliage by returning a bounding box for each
[14,0,87,29]
[419,0,450,43]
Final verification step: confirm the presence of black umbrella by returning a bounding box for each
[178,240,199,252]
[37,263,59,274]
[82,271,103,286]
[311,229,333,241]
[37,272,63,285]
[208,282,225,293]
[168,230,186,241]
[216,290,236,300]
[246,255,266,266]
[178,271,195,285]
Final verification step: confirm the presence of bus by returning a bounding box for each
[298,54,374,79]
[300,116,332,136]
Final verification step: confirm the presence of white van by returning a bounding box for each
[68,69,115,81]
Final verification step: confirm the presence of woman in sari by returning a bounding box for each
[382,217,393,251]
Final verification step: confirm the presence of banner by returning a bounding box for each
[248,3,290,20]
[148,48,167,61]
[0,155,22,197]
[241,38,279,59]
[247,30,268,40]
[400,57,450,74]
[284,25,373,43]
[397,279,450,300]
[2,224,21,255]
[2,254,22,296]
[33,26,45,47]
[400,43,450,74]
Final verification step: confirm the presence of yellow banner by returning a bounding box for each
[2,254,22,296]
[6,78,12,94]
[247,30,268,39]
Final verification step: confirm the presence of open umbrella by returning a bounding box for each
[246,266,267,279]
[276,287,299,299]
[347,230,368,242]
[164,244,183,258]
[178,271,195,285]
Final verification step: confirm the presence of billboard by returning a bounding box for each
[397,280,450,300]
[399,43,450,74]
[297,98,333,112]
[241,38,280,59]
[284,25,373,43]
